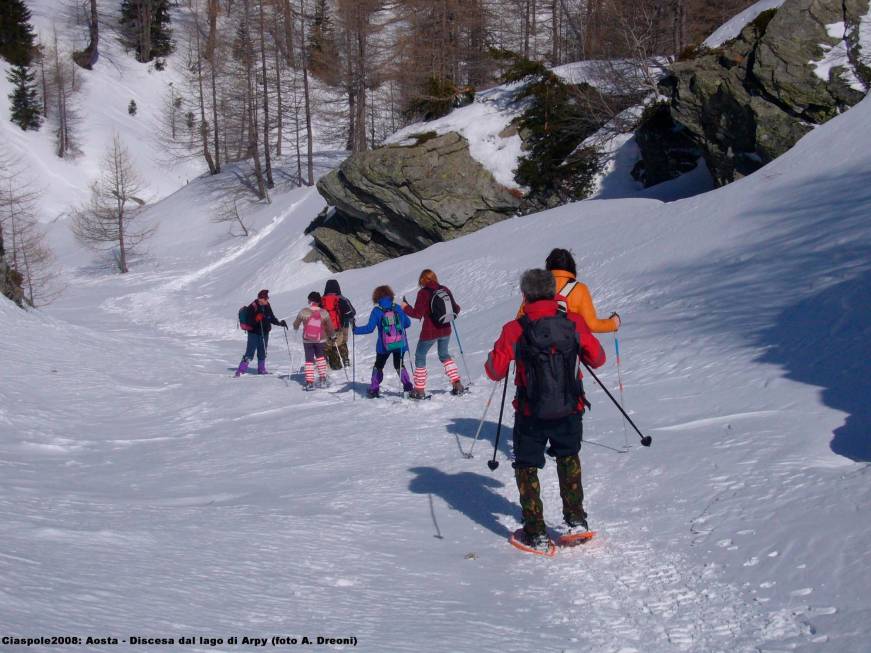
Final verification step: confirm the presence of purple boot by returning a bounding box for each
[257,360,268,375]
[367,368,383,398]
[234,359,249,377]
[400,367,414,393]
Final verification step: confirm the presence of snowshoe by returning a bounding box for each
[304,381,315,392]
[557,517,596,547]
[509,529,556,557]
[450,381,466,396]
[367,388,380,399]
[408,390,432,400]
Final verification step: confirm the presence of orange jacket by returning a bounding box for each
[517,269,619,333]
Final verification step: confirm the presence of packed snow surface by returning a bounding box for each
[703,0,786,48]
[3,67,871,650]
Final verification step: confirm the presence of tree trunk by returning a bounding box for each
[352,19,367,153]
[301,0,314,185]
[137,1,154,63]
[74,0,99,69]
[258,0,274,188]
[210,56,221,172]
[206,0,219,60]
[274,40,283,157]
[194,20,217,174]
[244,1,268,200]
[672,0,687,54]
[282,0,296,67]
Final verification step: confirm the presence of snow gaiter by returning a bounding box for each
[556,454,587,524]
[413,367,428,392]
[234,359,249,377]
[400,367,413,392]
[257,360,267,374]
[515,467,545,537]
[369,368,383,393]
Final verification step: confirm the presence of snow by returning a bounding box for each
[3,65,871,651]
[856,4,871,72]
[811,22,867,92]
[386,85,527,190]
[386,65,689,198]
[703,0,786,48]
[0,0,205,222]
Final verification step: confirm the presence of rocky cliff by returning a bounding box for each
[636,0,870,186]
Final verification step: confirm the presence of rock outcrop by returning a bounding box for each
[0,230,25,307]
[636,0,870,186]
[308,132,521,271]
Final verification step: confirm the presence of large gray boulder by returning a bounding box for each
[308,132,521,271]
[637,0,869,186]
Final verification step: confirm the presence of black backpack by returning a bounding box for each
[239,304,254,331]
[338,296,356,326]
[516,314,582,420]
[429,286,456,326]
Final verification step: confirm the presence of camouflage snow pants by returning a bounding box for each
[513,412,587,536]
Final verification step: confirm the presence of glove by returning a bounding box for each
[609,312,621,329]
[279,319,288,328]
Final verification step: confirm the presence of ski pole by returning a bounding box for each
[352,326,356,401]
[581,360,651,447]
[487,374,510,470]
[335,339,350,382]
[615,335,629,451]
[465,380,500,459]
[452,320,473,386]
[283,327,294,377]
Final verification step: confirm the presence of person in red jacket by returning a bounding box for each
[401,269,463,398]
[485,269,606,553]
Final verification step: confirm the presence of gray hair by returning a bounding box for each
[520,269,555,303]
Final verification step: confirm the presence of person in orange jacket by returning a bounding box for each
[518,248,620,333]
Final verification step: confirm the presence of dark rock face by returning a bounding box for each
[0,230,25,307]
[638,0,870,187]
[631,103,704,187]
[309,132,521,271]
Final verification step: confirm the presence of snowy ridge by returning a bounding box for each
[3,71,871,651]
[703,0,787,48]
[386,84,527,190]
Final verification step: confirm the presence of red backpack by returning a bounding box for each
[322,294,341,329]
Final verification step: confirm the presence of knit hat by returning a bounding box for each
[257,289,269,299]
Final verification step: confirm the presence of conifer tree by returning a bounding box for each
[0,0,36,66]
[7,63,41,130]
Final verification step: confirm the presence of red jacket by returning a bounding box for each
[484,299,606,415]
[404,283,461,341]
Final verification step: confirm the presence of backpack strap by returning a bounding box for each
[558,280,578,298]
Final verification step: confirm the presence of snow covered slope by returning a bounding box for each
[2,59,871,649]
[0,1,205,220]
